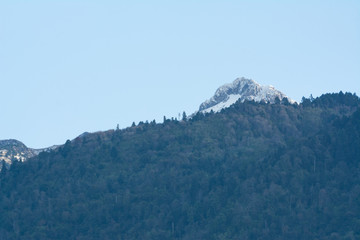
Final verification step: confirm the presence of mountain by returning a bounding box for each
[0,139,35,165]
[0,139,59,168]
[0,92,360,239]
[199,77,295,113]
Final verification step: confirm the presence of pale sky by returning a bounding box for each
[1,1,359,148]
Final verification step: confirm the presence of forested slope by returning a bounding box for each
[0,93,359,240]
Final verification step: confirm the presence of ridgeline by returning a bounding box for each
[1,92,360,240]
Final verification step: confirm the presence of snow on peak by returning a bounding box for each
[199,77,294,113]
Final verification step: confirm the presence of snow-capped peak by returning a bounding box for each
[199,77,294,113]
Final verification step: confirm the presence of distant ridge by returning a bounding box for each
[0,139,59,167]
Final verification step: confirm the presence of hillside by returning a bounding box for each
[0,92,359,240]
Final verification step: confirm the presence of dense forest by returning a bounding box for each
[1,92,360,240]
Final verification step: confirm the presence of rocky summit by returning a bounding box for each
[0,139,36,166]
[199,77,294,113]
[0,139,59,168]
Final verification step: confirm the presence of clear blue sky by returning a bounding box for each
[1,1,359,148]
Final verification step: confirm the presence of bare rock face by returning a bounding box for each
[0,139,36,165]
[199,77,294,113]
[0,139,59,168]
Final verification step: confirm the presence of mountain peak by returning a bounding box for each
[199,77,294,113]
[0,139,35,165]
[0,139,60,167]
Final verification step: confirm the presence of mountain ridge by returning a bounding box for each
[1,92,359,239]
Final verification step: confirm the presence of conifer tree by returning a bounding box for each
[182,111,187,121]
